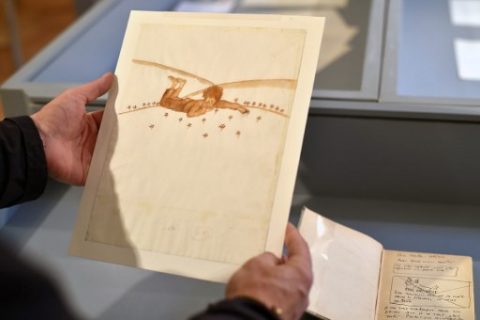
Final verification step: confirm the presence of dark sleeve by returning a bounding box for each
[189,297,280,320]
[0,117,76,318]
[0,240,79,320]
[0,116,48,208]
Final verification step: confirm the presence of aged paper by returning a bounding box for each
[300,208,475,320]
[70,12,324,282]
[299,208,384,320]
[376,250,475,320]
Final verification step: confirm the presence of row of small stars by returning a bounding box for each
[161,112,262,122]
[201,131,242,138]
[125,100,285,113]
[148,121,242,138]
[233,98,285,113]
[126,101,161,110]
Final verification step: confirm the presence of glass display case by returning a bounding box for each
[381,0,480,113]
[1,0,179,104]
[235,0,385,100]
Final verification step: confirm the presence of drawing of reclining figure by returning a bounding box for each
[160,76,249,117]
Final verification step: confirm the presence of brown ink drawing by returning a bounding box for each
[70,11,324,282]
[119,58,294,119]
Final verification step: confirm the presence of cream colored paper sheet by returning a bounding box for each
[70,11,324,282]
[376,250,475,320]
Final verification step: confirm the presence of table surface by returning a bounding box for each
[1,180,478,319]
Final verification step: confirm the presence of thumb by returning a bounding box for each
[77,72,114,103]
[284,223,311,269]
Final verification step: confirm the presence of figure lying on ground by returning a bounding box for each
[160,76,249,117]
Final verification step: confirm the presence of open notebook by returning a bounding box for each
[69,11,324,282]
[299,208,475,320]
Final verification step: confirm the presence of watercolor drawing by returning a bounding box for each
[88,24,304,263]
[70,12,324,282]
[160,76,249,117]
[118,60,295,119]
[117,56,295,139]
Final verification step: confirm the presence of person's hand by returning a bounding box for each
[226,224,313,320]
[31,73,114,185]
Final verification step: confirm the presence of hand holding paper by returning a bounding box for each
[226,224,313,320]
[31,73,114,185]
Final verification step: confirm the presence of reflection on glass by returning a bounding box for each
[236,0,372,91]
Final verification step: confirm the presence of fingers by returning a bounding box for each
[77,72,114,103]
[246,251,282,268]
[89,110,104,127]
[284,223,311,269]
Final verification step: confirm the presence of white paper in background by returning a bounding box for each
[449,0,480,27]
[174,0,237,12]
[241,0,348,8]
[454,38,480,81]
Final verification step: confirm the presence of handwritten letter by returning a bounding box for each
[376,250,475,320]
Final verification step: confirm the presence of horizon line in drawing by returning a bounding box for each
[117,59,296,118]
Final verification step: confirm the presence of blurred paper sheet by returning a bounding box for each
[449,0,480,27]
[241,0,348,8]
[174,0,237,12]
[454,39,480,81]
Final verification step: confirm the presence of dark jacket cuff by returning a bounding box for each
[0,116,47,207]
[189,297,280,320]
